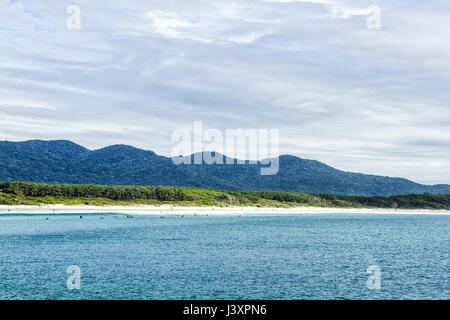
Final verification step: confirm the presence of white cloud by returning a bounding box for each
[145,11,198,38]
[266,0,331,3]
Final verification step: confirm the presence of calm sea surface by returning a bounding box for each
[0,213,448,300]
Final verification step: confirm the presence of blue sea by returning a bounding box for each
[0,213,448,300]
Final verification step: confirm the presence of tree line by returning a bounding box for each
[1,181,449,209]
[0,182,191,201]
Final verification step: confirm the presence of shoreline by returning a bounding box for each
[0,204,449,215]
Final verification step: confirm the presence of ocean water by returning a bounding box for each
[0,213,448,300]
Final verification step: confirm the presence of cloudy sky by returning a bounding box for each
[0,0,449,184]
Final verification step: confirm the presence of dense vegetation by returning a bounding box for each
[1,140,449,197]
[1,181,449,209]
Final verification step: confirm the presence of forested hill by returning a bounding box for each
[0,140,449,197]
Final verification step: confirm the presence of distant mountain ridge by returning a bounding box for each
[0,140,449,196]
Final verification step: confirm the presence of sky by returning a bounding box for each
[0,0,449,184]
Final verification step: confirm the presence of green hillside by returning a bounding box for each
[2,140,450,197]
[1,181,449,209]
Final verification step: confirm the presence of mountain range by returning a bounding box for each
[0,139,449,196]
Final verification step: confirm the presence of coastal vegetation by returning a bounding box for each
[0,181,449,209]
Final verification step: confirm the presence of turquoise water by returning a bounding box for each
[0,213,448,300]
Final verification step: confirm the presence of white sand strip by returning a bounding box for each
[0,204,449,215]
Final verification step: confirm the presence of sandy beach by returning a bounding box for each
[0,204,449,215]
